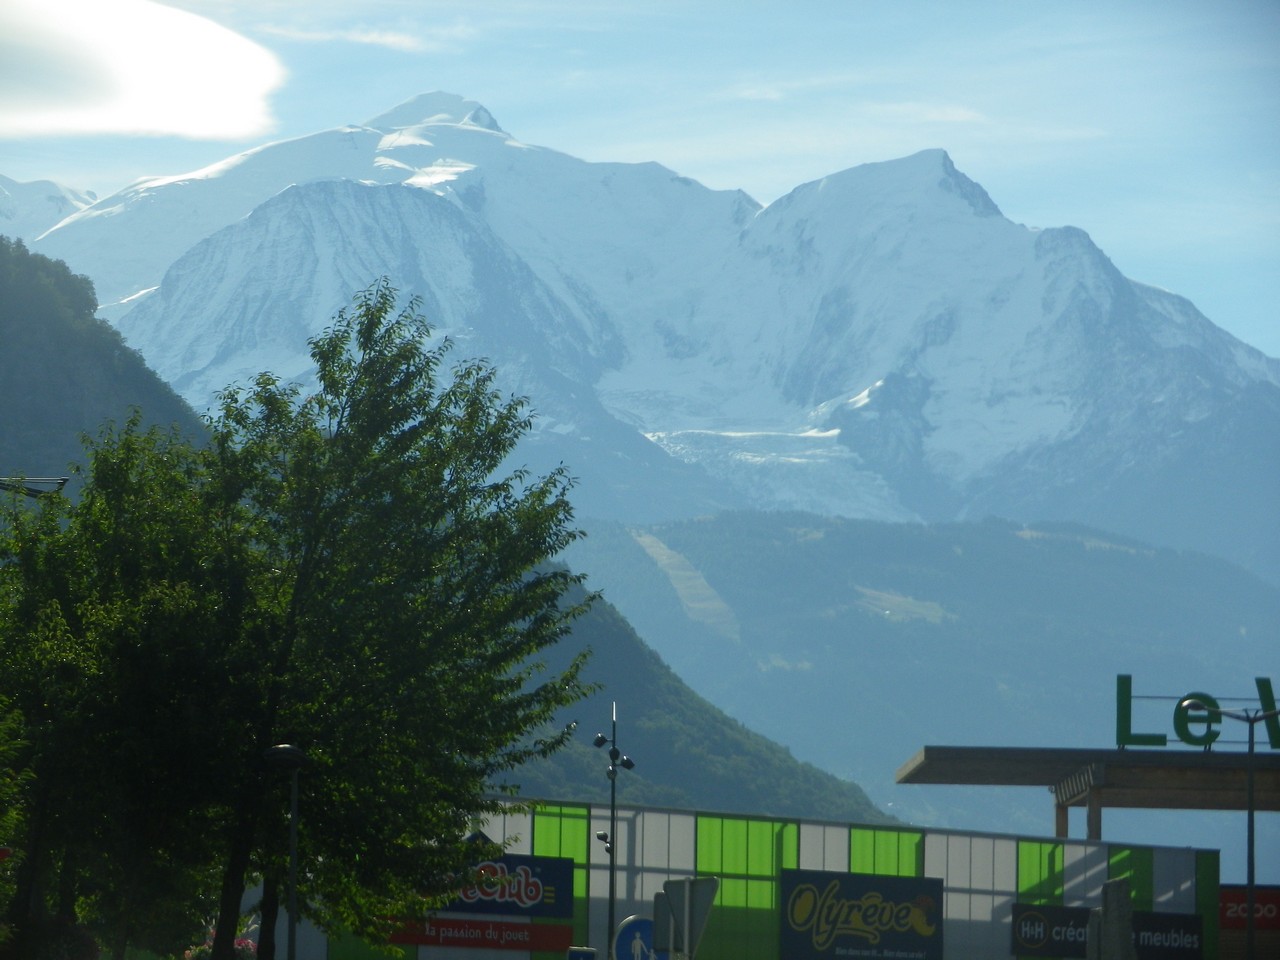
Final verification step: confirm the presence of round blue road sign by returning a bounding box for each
[614,915,658,960]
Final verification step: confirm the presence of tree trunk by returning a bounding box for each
[55,846,77,921]
[6,788,51,942]
[211,799,258,960]
[258,871,280,960]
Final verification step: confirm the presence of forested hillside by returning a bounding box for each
[0,236,204,480]
[509,581,892,823]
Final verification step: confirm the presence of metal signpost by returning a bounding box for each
[653,877,718,960]
[1180,695,1280,960]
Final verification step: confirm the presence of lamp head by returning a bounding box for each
[619,755,635,771]
[263,743,308,769]
[593,732,608,748]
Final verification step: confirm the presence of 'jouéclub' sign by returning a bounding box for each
[446,853,574,918]
[392,853,575,951]
[780,869,943,960]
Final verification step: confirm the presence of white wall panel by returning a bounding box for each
[1153,847,1198,913]
[1063,842,1109,906]
[799,822,849,872]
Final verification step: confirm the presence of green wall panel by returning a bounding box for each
[696,815,797,878]
[533,803,590,864]
[699,879,778,960]
[1017,840,1065,904]
[1195,850,1219,960]
[532,803,591,954]
[1108,846,1154,911]
[850,827,923,877]
[694,815,797,960]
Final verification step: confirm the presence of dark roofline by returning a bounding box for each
[897,745,1280,816]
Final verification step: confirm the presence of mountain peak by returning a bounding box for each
[870,149,1001,217]
[363,92,505,134]
[771,149,1001,221]
[0,174,97,242]
[931,150,1000,217]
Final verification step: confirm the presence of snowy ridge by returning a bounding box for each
[0,173,96,243]
[12,92,1280,580]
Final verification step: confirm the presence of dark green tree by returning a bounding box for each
[0,417,258,959]
[0,280,594,959]
[0,700,28,947]
[204,280,593,957]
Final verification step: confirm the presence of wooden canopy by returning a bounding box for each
[896,745,1280,840]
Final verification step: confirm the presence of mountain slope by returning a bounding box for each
[511,582,891,824]
[0,237,204,480]
[23,91,1278,580]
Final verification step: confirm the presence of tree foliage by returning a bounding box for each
[0,280,593,958]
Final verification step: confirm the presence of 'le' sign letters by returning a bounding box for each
[1115,674,1280,749]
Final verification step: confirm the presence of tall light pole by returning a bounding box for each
[1181,698,1280,960]
[593,702,635,959]
[264,744,307,960]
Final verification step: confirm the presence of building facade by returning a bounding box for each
[328,800,1219,960]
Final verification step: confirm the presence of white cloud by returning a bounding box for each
[864,101,990,126]
[257,26,427,52]
[0,0,284,139]
[256,22,476,54]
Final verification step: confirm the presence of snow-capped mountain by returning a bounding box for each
[18,92,1280,581]
[0,173,95,243]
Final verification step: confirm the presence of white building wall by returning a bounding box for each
[1153,847,1199,914]
[924,832,1018,958]
[377,803,1214,960]
[1063,841,1110,906]
[799,822,850,873]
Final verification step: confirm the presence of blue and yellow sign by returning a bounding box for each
[446,853,575,919]
[780,869,943,960]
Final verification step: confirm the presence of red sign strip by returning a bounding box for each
[392,916,574,951]
[1219,886,1280,931]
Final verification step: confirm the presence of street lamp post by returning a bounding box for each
[1180,698,1280,960]
[593,702,635,959]
[264,744,307,960]
[0,477,68,500]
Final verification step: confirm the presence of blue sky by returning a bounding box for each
[1,0,1277,355]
